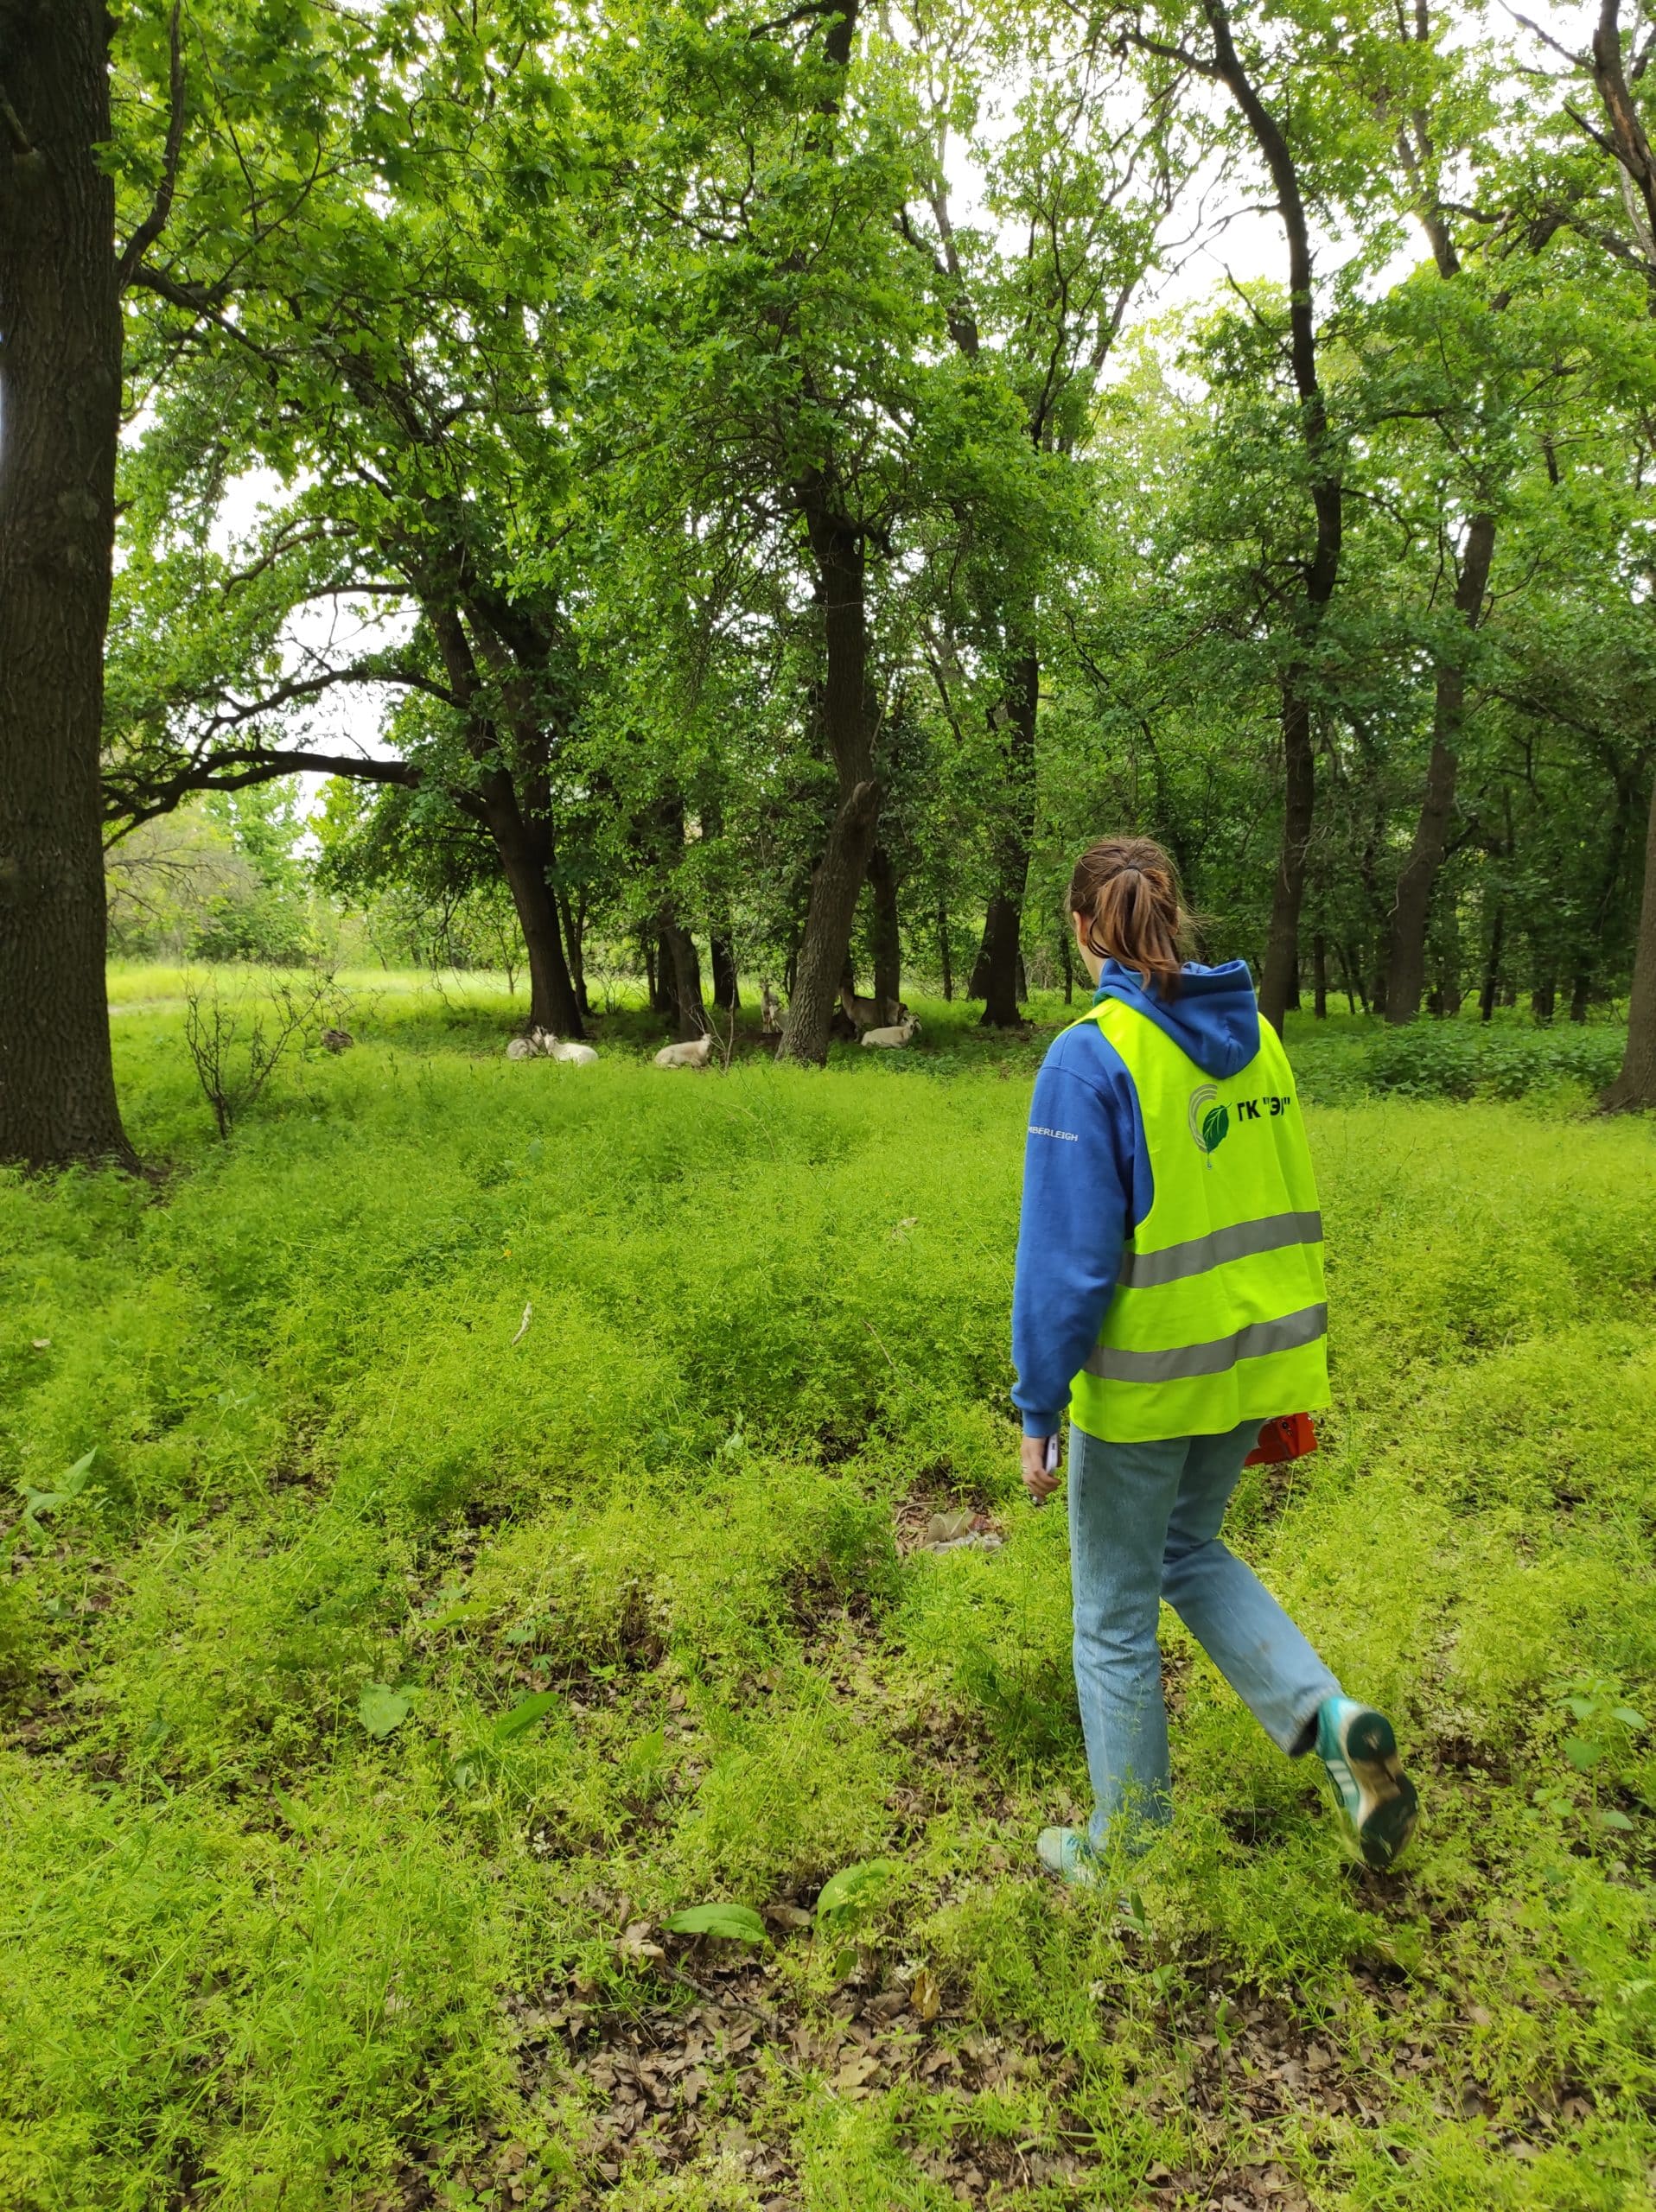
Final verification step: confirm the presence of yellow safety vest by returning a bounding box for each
[1067,996,1330,1445]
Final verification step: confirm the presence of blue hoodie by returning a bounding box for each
[1010,958,1264,1438]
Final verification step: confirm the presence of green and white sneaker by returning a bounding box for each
[1036,1826,1102,1888]
[1315,1697,1418,1869]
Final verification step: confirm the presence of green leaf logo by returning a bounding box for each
[1187,1084,1229,1159]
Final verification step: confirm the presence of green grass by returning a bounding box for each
[3,969,1655,2209]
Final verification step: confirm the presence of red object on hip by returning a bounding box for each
[1244,1413,1319,1467]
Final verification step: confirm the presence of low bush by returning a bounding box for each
[1360,1016,1627,1100]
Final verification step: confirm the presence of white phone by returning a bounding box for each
[1043,1433,1060,1474]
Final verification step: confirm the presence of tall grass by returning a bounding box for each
[2,972,1653,2209]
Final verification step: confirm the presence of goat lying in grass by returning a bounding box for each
[506,1029,597,1064]
[654,1033,714,1069]
[861,1015,921,1049]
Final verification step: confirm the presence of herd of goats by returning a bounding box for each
[503,982,921,1067]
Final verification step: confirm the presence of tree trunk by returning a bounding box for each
[938,903,952,1001]
[866,842,901,1013]
[780,493,881,1065]
[1385,513,1497,1022]
[976,649,1038,1027]
[556,886,588,1014]
[784,780,882,1061]
[1060,923,1074,1006]
[710,936,739,1012]
[0,2,135,1169]
[1259,685,1315,1033]
[1604,773,1656,1108]
[661,919,704,1039]
[484,791,583,1037]
[1312,931,1328,1019]
[1480,906,1504,1022]
[1531,969,1556,1026]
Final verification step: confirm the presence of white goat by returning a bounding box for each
[506,1028,597,1064]
[861,1015,921,1050]
[654,1033,714,1070]
[761,982,783,1035]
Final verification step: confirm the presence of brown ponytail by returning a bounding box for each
[1067,836,1191,1000]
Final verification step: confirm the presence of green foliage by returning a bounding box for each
[3,974,1655,2203]
[1360,1019,1627,1101]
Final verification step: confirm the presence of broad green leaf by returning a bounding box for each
[664,1903,767,1944]
[492,1691,561,1743]
[358,1683,413,1738]
[1563,1733,1602,1771]
[60,1449,99,1498]
[1614,1707,1648,1733]
[426,1600,490,1630]
[1598,1807,1634,1831]
[814,1858,899,1928]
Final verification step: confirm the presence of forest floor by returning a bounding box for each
[3,972,1654,2212]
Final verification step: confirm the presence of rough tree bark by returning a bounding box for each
[780,493,882,1064]
[1385,512,1497,1021]
[0,2,136,1167]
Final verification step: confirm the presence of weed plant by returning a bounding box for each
[2,970,1653,2209]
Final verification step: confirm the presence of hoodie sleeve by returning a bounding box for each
[1010,1042,1138,1438]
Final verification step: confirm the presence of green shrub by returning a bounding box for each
[1361,1018,1626,1100]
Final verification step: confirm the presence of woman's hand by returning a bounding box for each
[1021,1433,1061,1504]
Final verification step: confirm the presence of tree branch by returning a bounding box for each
[117,4,186,292]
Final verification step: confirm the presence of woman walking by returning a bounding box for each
[1012,837,1417,1880]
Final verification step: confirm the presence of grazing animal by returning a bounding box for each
[861,1015,921,1050]
[506,1036,538,1060]
[840,984,907,1033]
[321,1027,354,1053]
[761,982,783,1035]
[839,983,882,1032]
[654,1033,714,1070]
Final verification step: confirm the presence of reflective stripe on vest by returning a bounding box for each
[1067,995,1330,1445]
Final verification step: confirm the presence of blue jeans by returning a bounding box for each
[1067,1418,1341,1849]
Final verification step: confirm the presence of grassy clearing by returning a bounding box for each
[3,971,1655,2211]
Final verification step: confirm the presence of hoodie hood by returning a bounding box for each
[1092,957,1260,1080]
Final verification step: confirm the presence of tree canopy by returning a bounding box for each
[8,0,1656,1159]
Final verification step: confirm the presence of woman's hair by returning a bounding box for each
[1067,836,1191,999]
